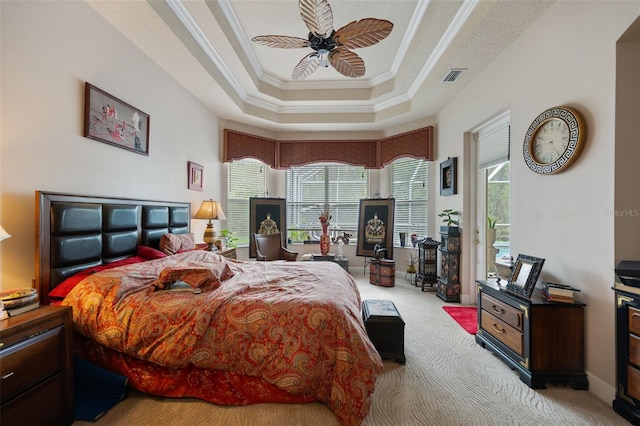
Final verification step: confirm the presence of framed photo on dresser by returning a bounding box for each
[506,254,545,299]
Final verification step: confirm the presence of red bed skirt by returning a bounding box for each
[73,334,316,406]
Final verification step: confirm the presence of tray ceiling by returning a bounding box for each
[88,0,554,135]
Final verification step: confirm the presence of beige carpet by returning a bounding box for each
[74,271,625,426]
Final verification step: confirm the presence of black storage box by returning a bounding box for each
[362,299,405,364]
[616,261,640,288]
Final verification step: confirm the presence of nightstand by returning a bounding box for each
[219,247,237,259]
[1,305,73,425]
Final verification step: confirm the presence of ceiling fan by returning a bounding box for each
[251,0,393,81]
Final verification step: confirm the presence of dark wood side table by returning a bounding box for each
[475,280,588,390]
[218,247,237,259]
[1,305,74,425]
[613,283,640,423]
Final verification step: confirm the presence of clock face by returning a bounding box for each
[532,118,570,164]
[523,106,586,175]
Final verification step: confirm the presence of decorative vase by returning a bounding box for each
[399,232,406,247]
[320,225,330,255]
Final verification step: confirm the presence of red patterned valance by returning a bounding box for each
[223,126,433,169]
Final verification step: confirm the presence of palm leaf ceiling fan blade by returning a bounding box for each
[292,52,322,81]
[334,18,394,49]
[329,48,365,78]
[299,0,334,38]
[251,35,310,49]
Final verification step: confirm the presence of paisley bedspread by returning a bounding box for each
[61,251,382,425]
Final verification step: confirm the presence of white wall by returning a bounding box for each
[0,1,224,287]
[435,1,640,404]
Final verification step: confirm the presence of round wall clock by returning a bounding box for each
[523,106,586,174]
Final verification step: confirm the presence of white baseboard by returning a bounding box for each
[586,370,615,406]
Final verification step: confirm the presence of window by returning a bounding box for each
[286,164,368,242]
[386,158,429,245]
[227,159,268,247]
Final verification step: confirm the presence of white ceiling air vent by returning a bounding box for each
[443,68,466,82]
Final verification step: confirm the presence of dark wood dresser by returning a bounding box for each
[475,280,588,390]
[613,283,640,424]
[0,305,73,425]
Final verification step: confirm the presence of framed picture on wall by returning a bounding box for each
[83,82,150,155]
[356,198,395,259]
[440,157,457,196]
[188,161,203,191]
[249,197,287,258]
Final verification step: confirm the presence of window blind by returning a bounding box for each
[386,158,429,244]
[476,112,510,169]
[227,160,267,246]
[286,165,368,239]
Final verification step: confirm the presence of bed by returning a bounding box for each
[35,191,382,426]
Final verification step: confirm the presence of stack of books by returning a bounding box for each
[6,300,39,316]
[1,288,40,318]
[541,282,580,303]
[0,300,7,320]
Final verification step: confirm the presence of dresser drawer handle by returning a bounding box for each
[491,304,505,315]
[491,323,506,334]
[2,371,15,380]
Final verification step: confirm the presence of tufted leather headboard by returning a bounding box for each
[36,191,190,303]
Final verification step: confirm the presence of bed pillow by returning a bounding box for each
[159,233,195,255]
[152,266,221,291]
[137,245,167,260]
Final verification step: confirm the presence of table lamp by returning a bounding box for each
[194,199,226,250]
[0,226,10,242]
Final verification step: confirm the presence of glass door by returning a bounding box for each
[486,162,510,280]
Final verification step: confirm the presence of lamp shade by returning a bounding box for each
[194,199,226,221]
[0,226,10,242]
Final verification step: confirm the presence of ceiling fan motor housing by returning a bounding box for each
[308,30,336,52]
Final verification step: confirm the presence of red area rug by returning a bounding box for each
[442,306,477,335]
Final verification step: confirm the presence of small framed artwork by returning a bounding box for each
[506,254,545,299]
[188,161,203,191]
[356,198,395,259]
[249,197,287,258]
[440,157,457,196]
[84,82,150,155]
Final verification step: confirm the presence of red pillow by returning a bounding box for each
[48,256,146,301]
[137,245,167,260]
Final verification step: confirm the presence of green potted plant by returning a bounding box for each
[438,209,460,233]
[290,230,309,243]
[219,229,237,249]
[487,216,496,229]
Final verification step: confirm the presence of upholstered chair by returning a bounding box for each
[253,233,298,261]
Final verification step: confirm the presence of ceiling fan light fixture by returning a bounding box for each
[443,68,467,82]
[318,49,329,67]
